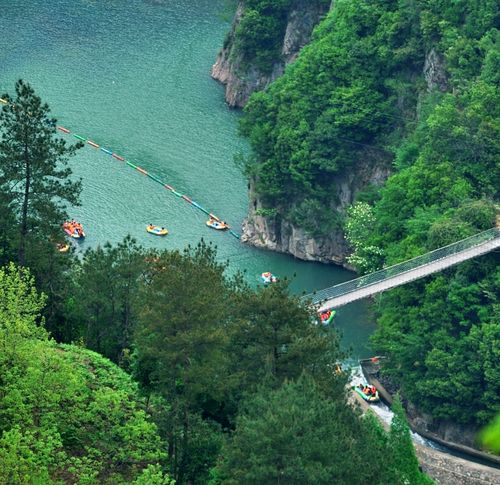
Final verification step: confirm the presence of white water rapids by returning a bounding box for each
[349,365,445,450]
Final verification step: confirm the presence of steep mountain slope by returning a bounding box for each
[212,0,330,107]
[225,0,499,446]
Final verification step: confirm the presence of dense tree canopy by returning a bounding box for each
[71,236,147,366]
[239,0,499,428]
[0,263,171,484]
[5,0,497,479]
[240,0,427,235]
[232,0,330,73]
[132,241,347,483]
[212,376,432,484]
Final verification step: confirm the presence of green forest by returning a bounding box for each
[230,0,330,73]
[240,0,499,429]
[1,0,499,482]
[0,82,433,481]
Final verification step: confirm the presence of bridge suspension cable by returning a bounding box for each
[303,228,500,310]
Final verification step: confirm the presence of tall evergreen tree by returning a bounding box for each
[0,189,16,266]
[0,79,82,266]
[386,396,434,484]
[133,241,234,483]
[73,236,147,364]
[212,374,432,484]
[227,281,346,400]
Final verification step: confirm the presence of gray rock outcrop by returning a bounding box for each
[424,48,448,92]
[211,0,329,108]
[242,155,390,266]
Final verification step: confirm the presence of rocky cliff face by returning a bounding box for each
[423,48,448,92]
[238,53,449,266]
[242,155,391,266]
[219,2,448,268]
[406,402,479,449]
[211,0,329,108]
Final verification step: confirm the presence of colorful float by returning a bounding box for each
[261,272,278,284]
[353,383,380,403]
[319,309,336,324]
[146,224,168,236]
[62,221,85,239]
[55,125,241,240]
[206,218,229,230]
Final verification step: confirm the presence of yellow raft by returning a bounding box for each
[56,243,70,253]
[206,219,229,230]
[146,225,168,236]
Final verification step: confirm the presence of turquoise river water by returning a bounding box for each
[0,0,376,359]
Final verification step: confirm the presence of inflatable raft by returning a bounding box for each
[62,221,85,239]
[261,272,278,284]
[56,243,70,253]
[206,219,229,230]
[319,310,336,325]
[353,384,380,403]
[146,225,168,236]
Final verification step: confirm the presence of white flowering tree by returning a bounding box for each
[345,202,384,273]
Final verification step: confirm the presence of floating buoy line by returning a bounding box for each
[60,125,241,239]
[0,96,240,239]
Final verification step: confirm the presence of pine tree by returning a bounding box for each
[227,280,346,399]
[73,236,147,364]
[133,241,233,482]
[0,79,82,266]
[214,374,385,485]
[386,395,434,484]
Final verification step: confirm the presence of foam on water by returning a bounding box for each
[350,365,445,450]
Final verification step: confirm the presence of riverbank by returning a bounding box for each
[416,445,500,485]
[360,358,500,467]
[351,391,500,484]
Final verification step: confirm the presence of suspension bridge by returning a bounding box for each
[304,227,500,311]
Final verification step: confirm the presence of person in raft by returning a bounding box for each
[148,223,154,230]
[364,386,376,396]
[358,384,375,395]
[321,310,331,321]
